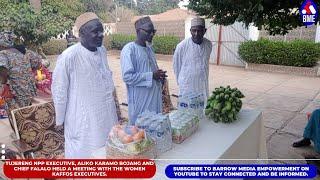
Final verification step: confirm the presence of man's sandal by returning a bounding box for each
[292,139,311,147]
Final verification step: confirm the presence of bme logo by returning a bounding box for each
[300,0,319,26]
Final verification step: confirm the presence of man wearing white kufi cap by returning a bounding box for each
[52,12,118,158]
[173,17,212,112]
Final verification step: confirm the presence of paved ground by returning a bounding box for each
[106,50,320,165]
[1,50,320,166]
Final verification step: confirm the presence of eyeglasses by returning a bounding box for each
[190,28,205,34]
[139,28,157,35]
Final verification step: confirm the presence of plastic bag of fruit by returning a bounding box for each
[106,124,156,159]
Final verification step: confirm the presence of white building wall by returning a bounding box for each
[249,25,259,41]
[315,22,320,43]
[185,18,250,66]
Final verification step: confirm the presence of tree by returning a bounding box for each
[113,6,136,22]
[117,0,133,8]
[187,0,319,35]
[136,0,180,15]
[116,0,179,15]
[80,0,116,22]
[0,0,84,49]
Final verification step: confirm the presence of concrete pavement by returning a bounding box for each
[107,50,320,164]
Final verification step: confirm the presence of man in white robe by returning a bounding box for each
[52,12,118,158]
[121,17,166,125]
[173,17,213,104]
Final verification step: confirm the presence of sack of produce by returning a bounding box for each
[106,124,155,159]
[177,93,205,119]
[169,110,200,144]
[136,112,172,154]
[205,86,245,123]
[162,78,175,113]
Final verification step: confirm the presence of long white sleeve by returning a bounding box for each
[51,55,70,126]
[121,45,153,88]
[173,44,183,85]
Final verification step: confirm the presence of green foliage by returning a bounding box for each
[239,39,320,67]
[135,0,179,15]
[42,35,111,55]
[188,0,319,35]
[42,34,180,55]
[81,0,112,12]
[48,0,85,21]
[80,0,114,22]
[116,0,179,15]
[152,36,180,54]
[103,35,112,50]
[79,0,136,22]
[0,0,83,49]
[109,34,180,54]
[42,39,67,55]
[109,34,136,50]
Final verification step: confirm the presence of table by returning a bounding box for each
[93,109,267,179]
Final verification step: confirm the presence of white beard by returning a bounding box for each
[146,41,153,47]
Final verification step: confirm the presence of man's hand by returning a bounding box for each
[153,69,167,81]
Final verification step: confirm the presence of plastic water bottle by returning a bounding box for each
[178,95,188,110]
[198,93,205,119]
